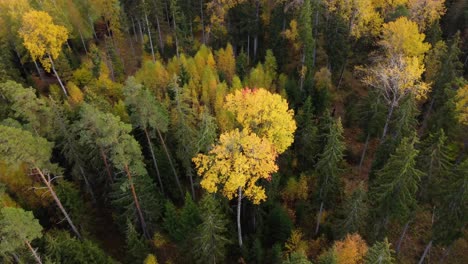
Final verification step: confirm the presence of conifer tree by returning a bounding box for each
[364,238,395,264]
[192,194,230,264]
[124,77,170,195]
[0,207,43,264]
[337,183,368,238]
[369,135,423,235]
[125,221,150,264]
[315,117,346,234]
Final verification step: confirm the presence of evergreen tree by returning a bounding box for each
[123,77,171,195]
[369,135,423,234]
[336,183,368,238]
[418,129,454,201]
[295,97,320,170]
[45,230,114,264]
[0,207,43,264]
[283,252,312,264]
[315,117,346,234]
[163,201,183,242]
[0,125,81,239]
[125,221,150,264]
[364,238,395,264]
[192,194,230,264]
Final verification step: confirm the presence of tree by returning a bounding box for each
[0,125,81,239]
[454,84,468,125]
[364,238,395,264]
[325,0,382,38]
[19,10,69,97]
[144,254,159,264]
[192,194,230,264]
[45,230,114,264]
[0,207,43,264]
[193,129,279,246]
[123,77,171,195]
[225,88,297,154]
[360,17,430,139]
[125,221,150,264]
[216,43,236,83]
[407,0,446,30]
[369,136,423,234]
[337,183,368,237]
[76,104,154,238]
[333,233,368,264]
[315,117,346,234]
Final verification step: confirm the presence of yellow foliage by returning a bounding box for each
[325,0,382,38]
[333,233,368,264]
[144,254,158,264]
[67,82,84,105]
[193,129,278,204]
[379,17,430,60]
[153,232,169,248]
[19,10,68,72]
[282,175,309,203]
[407,0,446,30]
[314,67,333,90]
[225,88,297,154]
[455,84,468,125]
[216,43,236,83]
[283,20,301,51]
[285,229,309,256]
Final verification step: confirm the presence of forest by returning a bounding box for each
[0,0,467,263]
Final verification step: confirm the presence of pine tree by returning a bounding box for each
[192,194,230,264]
[369,135,423,234]
[0,125,81,239]
[123,77,171,195]
[0,207,43,263]
[364,238,395,264]
[315,117,346,234]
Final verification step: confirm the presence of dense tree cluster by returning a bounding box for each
[0,0,466,263]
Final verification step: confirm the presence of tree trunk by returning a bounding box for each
[144,11,156,62]
[79,165,96,203]
[419,97,435,135]
[124,164,150,239]
[396,220,410,254]
[48,55,68,98]
[418,240,433,264]
[172,10,180,57]
[187,167,195,200]
[358,133,370,176]
[144,128,164,195]
[131,16,138,42]
[200,0,205,44]
[237,187,243,247]
[36,167,82,239]
[33,60,44,81]
[78,29,88,54]
[25,240,42,264]
[99,147,114,184]
[315,201,324,235]
[156,128,184,198]
[154,6,164,51]
[138,19,144,43]
[382,99,396,140]
[89,16,98,40]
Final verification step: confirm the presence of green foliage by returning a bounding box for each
[317,249,338,264]
[45,230,114,264]
[283,252,312,264]
[265,204,293,246]
[336,183,368,237]
[125,221,150,264]
[364,238,395,264]
[370,136,423,226]
[55,180,92,232]
[0,207,42,254]
[192,194,230,264]
[316,117,346,206]
[163,201,183,242]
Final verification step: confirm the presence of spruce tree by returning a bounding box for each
[192,195,230,264]
[315,117,346,234]
[125,221,150,264]
[336,183,368,238]
[364,238,395,264]
[369,135,423,234]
